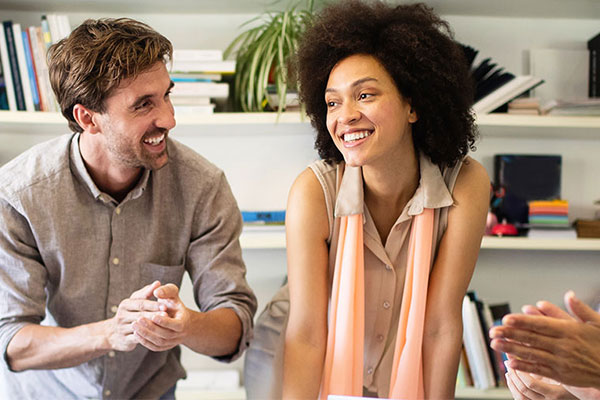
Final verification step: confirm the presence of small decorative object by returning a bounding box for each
[224,0,315,112]
[491,219,518,237]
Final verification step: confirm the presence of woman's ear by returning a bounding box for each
[408,107,418,123]
[73,104,101,134]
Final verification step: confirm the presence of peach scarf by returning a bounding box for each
[319,208,434,399]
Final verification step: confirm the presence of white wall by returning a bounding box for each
[1,8,599,381]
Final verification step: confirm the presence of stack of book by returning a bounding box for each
[461,44,544,115]
[0,15,70,112]
[168,49,235,115]
[459,292,510,390]
[507,97,556,115]
[527,199,576,238]
[241,210,285,226]
[547,98,600,116]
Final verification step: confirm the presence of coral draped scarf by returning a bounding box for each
[319,207,434,400]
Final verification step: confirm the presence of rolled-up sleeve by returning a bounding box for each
[0,197,47,368]
[186,171,257,362]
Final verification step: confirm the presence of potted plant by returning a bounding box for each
[224,0,315,112]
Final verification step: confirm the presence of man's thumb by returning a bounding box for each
[565,290,600,323]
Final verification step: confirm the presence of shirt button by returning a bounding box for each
[104,389,111,396]
[111,305,118,313]
[377,334,384,342]
[108,351,115,358]
[367,367,374,375]
[383,301,391,309]
[112,258,119,265]
[115,207,121,215]
[385,264,392,271]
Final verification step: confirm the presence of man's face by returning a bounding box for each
[95,61,176,170]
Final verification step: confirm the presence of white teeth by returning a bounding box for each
[343,130,371,142]
[143,134,165,145]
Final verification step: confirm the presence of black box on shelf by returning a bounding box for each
[493,154,562,225]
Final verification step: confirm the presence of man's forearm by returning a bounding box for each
[6,320,112,371]
[182,308,242,357]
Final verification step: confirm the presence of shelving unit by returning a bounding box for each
[1,2,599,399]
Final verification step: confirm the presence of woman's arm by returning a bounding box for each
[422,157,490,398]
[282,168,331,399]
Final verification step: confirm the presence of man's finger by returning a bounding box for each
[151,314,185,332]
[154,283,179,300]
[131,281,161,300]
[121,298,166,313]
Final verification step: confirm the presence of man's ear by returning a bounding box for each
[73,104,101,134]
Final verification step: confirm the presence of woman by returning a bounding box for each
[245,1,489,399]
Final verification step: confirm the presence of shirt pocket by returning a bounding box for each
[139,262,185,288]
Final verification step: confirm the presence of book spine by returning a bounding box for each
[0,51,8,110]
[22,29,41,111]
[28,26,45,111]
[40,16,52,50]
[35,26,57,112]
[3,21,26,110]
[0,26,16,110]
[12,23,35,111]
[591,49,598,98]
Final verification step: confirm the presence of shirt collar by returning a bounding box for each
[334,152,454,218]
[69,133,151,205]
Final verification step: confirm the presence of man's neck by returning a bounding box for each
[78,132,143,201]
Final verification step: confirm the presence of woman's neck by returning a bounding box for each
[362,148,420,244]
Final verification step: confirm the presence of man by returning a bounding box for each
[490,290,600,399]
[0,18,257,399]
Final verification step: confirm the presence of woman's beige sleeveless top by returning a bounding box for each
[308,152,463,398]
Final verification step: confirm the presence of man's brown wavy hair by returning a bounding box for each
[295,1,477,168]
[48,18,173,133]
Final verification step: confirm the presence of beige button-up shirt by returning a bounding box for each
[0,133,257,399]
[309,153,462,397]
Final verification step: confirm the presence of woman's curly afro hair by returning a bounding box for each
[295,0,477,168]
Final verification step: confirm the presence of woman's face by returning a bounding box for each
[325,54,417,168]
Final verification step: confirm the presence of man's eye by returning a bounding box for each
[359,93,372,100]
[136,101,151,110]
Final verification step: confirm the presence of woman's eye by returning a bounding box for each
[359,93,372,100]
[326,101,338,107]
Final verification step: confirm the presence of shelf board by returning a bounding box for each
[455,387,511,400]
[2,110,600,132]
[481,236,600,251]
[475,114,600,140]
[1,0,598,19]
[240,226,286,249]
[240,228,600,251]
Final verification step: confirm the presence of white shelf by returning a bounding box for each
[175,388,245,400]
[481,237,600,251]
[240,226,286,250]
[455,387,511,400]
[2,111,600,138]
[0,0,598,19]
[239,227,600,251]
